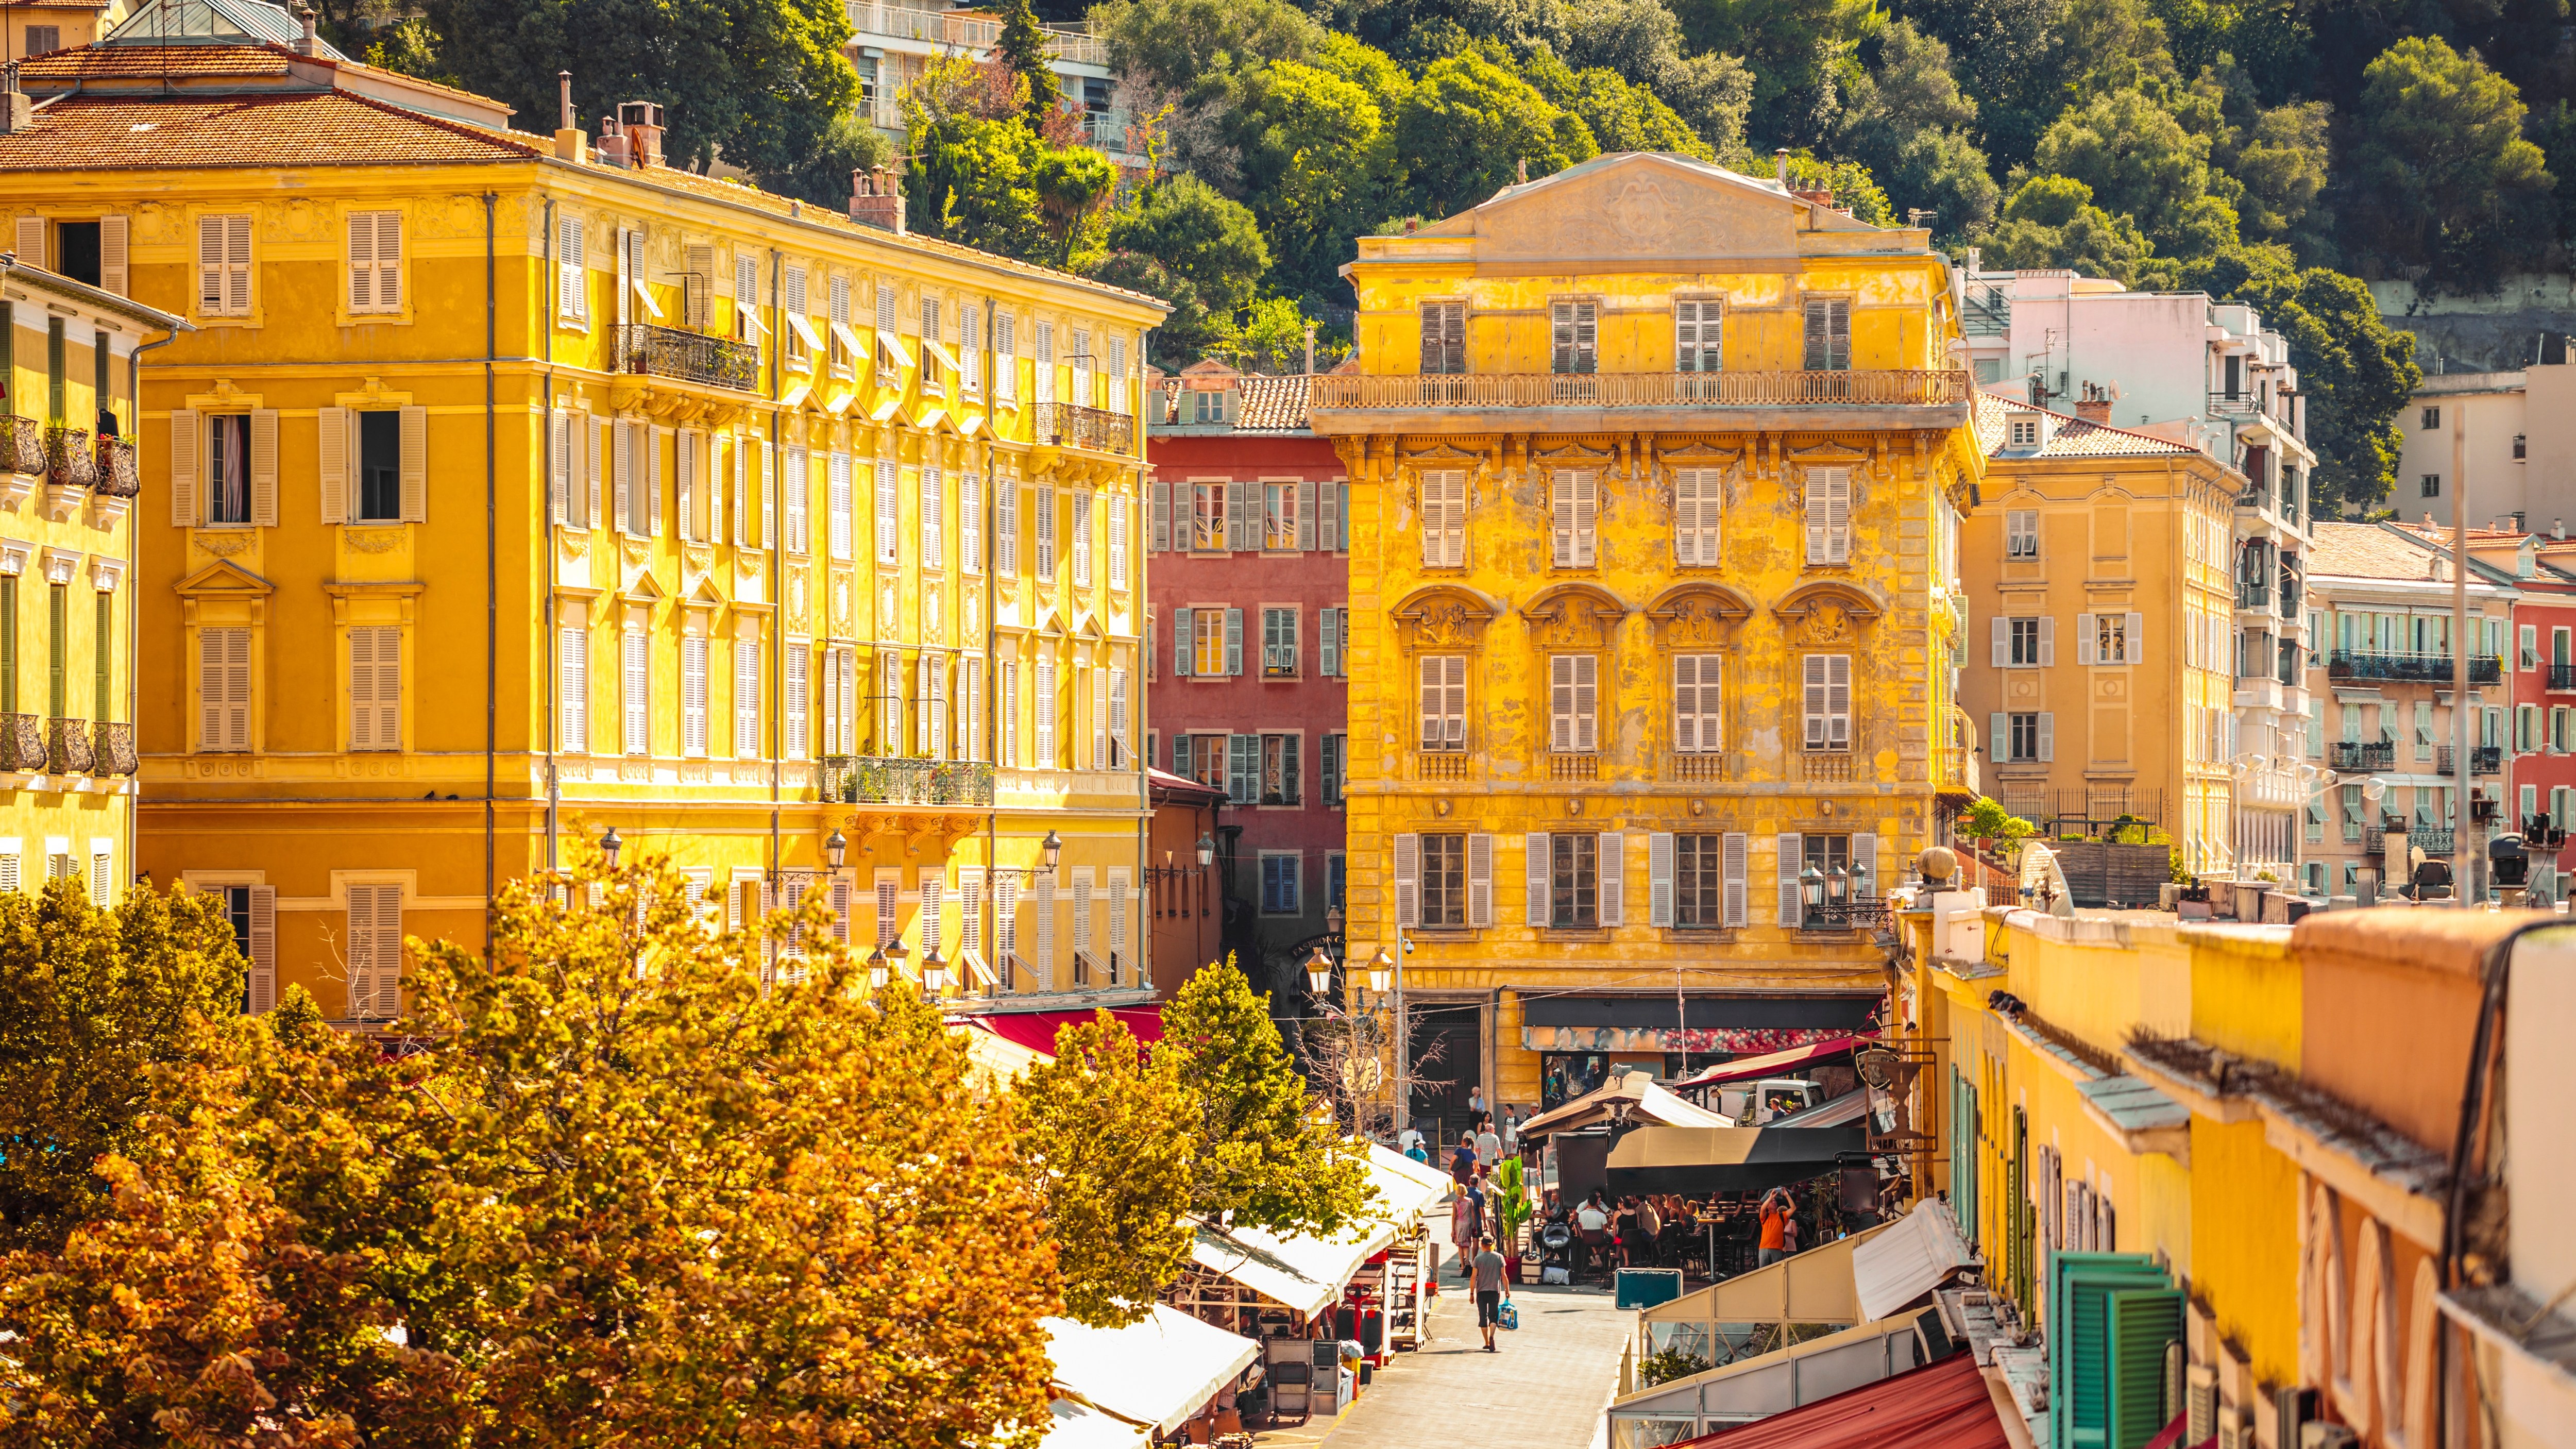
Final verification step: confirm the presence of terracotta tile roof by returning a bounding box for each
[1148,373,1311,431]
[0,91,536,169]
[1973,391,2199,459]
[19,43,293,79]
[2308,521,2449,580]
[2393,519,2529,543]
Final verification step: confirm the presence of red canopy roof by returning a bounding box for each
[1678,1350,2007,1449]
[1673,1035,1870,1090]
[966,1007,1164,1058]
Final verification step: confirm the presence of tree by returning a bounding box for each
[1015,1013,1198,1327]
[1036,144,1120,266]
[1982,174,2160,283]
[1785,153,1896,226]
[2029,87,2221,249]
[1837,20,1998,235]
[1099,174,1270,356]
[1097,0,1325,97]
[2217,263,2422,513]
[419,0,861,178]
[1523,48,1714,159]
[1160,958,1374,1237]
[1669,0,1880,148]
[998,0,1064,125]
[0,879,244,1255]
[2343,36,2555,292]
[1392,50,1597,218]
[1218,295,1349,373]
[1231,58,1403,300]
[753,108,892,211]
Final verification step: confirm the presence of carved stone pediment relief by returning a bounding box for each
[1392,585,1502,653]
[1519,584,1631,649]
[1646,583,1755,647]
[1447,156,1806,263]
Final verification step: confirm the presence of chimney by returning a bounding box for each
[1516,157,1528,185]
[292,3,320,55]
[554,71,587,162]
[2074,396,2112,424]
[617,100,665,168]
[849,165,905,234]
[1775,148,1790,186]
[1303,321,1316,377]
[595,113,630,168]
[2556,518,2566,540]
[1,63,28,136]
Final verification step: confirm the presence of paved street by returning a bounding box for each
[1255,1213,1635,1449]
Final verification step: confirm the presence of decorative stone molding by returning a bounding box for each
[344,527,404,554]
[0,536,34,576]
[1389,583,1503,654]
[1645,581,1757,646]
[1517,581,1632,649]
[38,547,81,586]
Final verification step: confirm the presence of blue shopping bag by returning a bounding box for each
[1497,1300,1520,1332]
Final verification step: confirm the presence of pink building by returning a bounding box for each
[1144,364,1349,1000]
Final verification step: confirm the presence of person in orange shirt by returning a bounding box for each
[1756,1187,1794,1267]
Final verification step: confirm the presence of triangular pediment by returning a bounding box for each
[175,559,275,597]
[1418,153,1870,263]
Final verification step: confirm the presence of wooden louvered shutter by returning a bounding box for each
[1152,480,1170,552]
[398,406,427,523]
[1172,606,1193,677]
[1526,833,1551,926]
[1777,833,1804,926]
[1649,832,1674,927]
[1573,469,1597,565]
[168,409,199,527]
[1466,833,1493,926]
[1598,831,1623,926]
[1722,831,1747,926]
[1297,482,1316,551]
[248,409,277,528]
[1393,832,1420,928]
[1551,470,1574,567]
[1223,608,1243,676]
[318,407,349,524]
[245,885,277,1013]
[13,215,44,269]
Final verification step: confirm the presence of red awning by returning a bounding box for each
[1673,1035,1870,1090]
[1678,1351,2007,1449]
[967,1007,1164,1059]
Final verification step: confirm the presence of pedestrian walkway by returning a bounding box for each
[1251,1210,1634,1449]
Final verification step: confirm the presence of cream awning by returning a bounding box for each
[1044,1305,1256,1435]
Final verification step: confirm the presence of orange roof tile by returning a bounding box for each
[19,43,293,80]
[0,91,535,169]
[1973,391,2200,459]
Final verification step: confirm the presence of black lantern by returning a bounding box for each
[825,829,847,869]
[866,946,889,991]
[1041,830,1063,871]
[600,825,622,869]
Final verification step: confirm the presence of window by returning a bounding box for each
[197,214,251,316]
[1033,654,1056,766]
[995,312,1017,400]
[621,628,651,756]
[1261,854,1302,915]
[1420,655,1466,750]
[1035,484,1057,582]
[1326,853,1346,914]
[198,627,250,752]
[1420,301,1466,374]
[1550,469,1598,567]
[1322,732,1345,806]
[1419,469,1466,568]
[2422,473,2442,498]
[1674,298,1721,372]
[844,454,869,563]
[1262,606,1299,678]
[1675,834,1727,926]
[1107,493,1128,586]
[1318,607,1347,677]
[1264,480,1302,550]
[344,883,404,1020]
[346,211,402,313]
[2515,433,2528,460]
[1182,607,1238,677]
[785,646,809,760]
[46,583,63,719]
[1802,654,1851,750]
[1260,733,1301,805]
[1420,833,1467,926]
[1190,481,1227,551]
[1802,296,1850,371]
[207,414,253,524]
[1550,833,1599,928]
[2008,617,2045,666]
[920,466,943,566]
[2008,712,2047,762]
[1550,654,1598,752]
[561,625,589,751]
[356,410,402,522]
[26,24,61,53]
[1803,469,1851,564]
[782,265,809,369]
[2091,612,2132,665]
[1071,488,1093,585]
[731,255,756,339]
[1674,655,1721,752]
[348,627,400,750]
[1550,300,1597,374]
[1673,468,1721,565]
[1223,732,1258,802]
[1173,732,1226,791]
[682,635,709,757]
[2421,407,2441,429]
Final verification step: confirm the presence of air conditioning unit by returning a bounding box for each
[2217,1407,2255,1449]
[2188,1366,2219,1445]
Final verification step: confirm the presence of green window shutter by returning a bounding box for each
[2108,1288,2185,1449]
[2050,1259,2169,1449]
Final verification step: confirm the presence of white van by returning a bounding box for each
[1717,1078,1822,1124]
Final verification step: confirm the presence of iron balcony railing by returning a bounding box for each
[2208,391,2261,417]
[0,415,40,474]
[2550,663,2576,691]
[2328,650,2503,685]
[2436,745,2503,776]
[43,427,95,490]
[2366,827,2454,856]
[1309,369,1972,411]
[1993,786,2164,833]
[2330,740,2396,771]
[1035,402,1134,454]
[47,717,93,776]
[0,713,43,771]
[617,323,761,393]
[91,721,137,777]
[1800,897,1891,931]
[820,755,996,806]
[1079,108,1131,149]
[2236,582,2271,610]
[94,436,139,498]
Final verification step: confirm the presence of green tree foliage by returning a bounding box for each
[1097,0,1323,96]
[1670,0,1880,147]
[2215,263,2422,513]
[1392,50,1598,218]
[1982,174,2158,282]
[2343,36,2554,293]
[420,0,860,177]
[757,108,893,211]
[1523,47,1714,159]
[1231,58,1404,299]
[1094,173,1270,355]
[1217,295,1351,372]
[904,58,1118,268]
[1960,797,2037,842]
[1785,154,1897,226]
[2030,87,2225,249]
[1160,958,1374,1236]
[0,880,244,1256]
[999,0,1065,124]
[1837,21,1999,237]
[1015,1013,1198,1327]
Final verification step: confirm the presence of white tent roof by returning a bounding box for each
[1041,1395,1153,1449]
[1044,1305,1257,1435]
[1189,1214,1396,1319]
[1766,1088,1874,1130]
[1520,1071,1739,1138]
[1852,1197,1979,1321]
[1366,1142,1452,1223]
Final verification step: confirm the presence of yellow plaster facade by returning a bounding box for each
[1315,154,1984,1107]
[10,56,1167,1023]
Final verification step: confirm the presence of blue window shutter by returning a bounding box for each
[1173,734,1192,778]
[1320,608,1340,676]
[1224,608,1243,676]
[2107,1289,2185,1449]
[1173,606,1192,676]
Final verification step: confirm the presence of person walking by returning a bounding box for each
[1475,1115,1503,1169]
[1451,1137,1478,1186]
[1502,1108,1520,1156]
[1452,1176,1484,1276]
[1473,1234,1511,1351]
[1756,1187,1794,1267]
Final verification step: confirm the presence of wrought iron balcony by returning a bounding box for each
[0,713,43,771]
[2236,581,2270,610]
[2551,663,2576,692]
[48,717,94,776]
[2436,745,2503,776]
[2366,827,2453,856]
[1035,402,1134,455]
[43,427,96,490]
[92,721,137,776]
[2330,740,2395,770]
[2328,650,2502,685]
[819,755,995,806]
[0,415,40,475]
[1800,896,1891,931]
[617,323,760,393]
[93,436,139,498]
[1311,368,1971,411]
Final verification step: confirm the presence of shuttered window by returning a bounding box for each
[1420,655,1466,750]
[920,465,943,566]
[560,216,589,322]
[348,627,400,751]
[682,635,709,756]
[1549,300,1596,374]
[783,447,809,555]
[1673,467,1722,565]
[1107,491,1128,586]
[199,627,250,752]
[1034,654,1056,767]
[1674,655,1722,752]
[995,312,1018,399]
[1035,484,1057,581]
[996,474,1019,575]
[1803,654,1852,750]
[1420,469,1466,568]
[1072,488,1093,586]
[198,215,252,316]
[1550,468,1597,567]
[346,210,402,314]
[344,883,403,1020]
[1674,298,1721,372]
[1419,301,1466,374]
[1804,468,1851,564]
[1802,296,1850,371]
[1550,654,1598,752]
[734,636,759,757]
[622,628,650,755]
[561,626,588,752]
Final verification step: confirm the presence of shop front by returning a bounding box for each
[1523,994,1885,1112]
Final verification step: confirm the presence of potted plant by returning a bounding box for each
[1494,1157,1533,1280]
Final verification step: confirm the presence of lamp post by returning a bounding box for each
[1041,830,1063,872]
[825,829,847,870]
[1800,863,1824,929]
[599,825,622,870]
[867,946,889,993]
[1305,946,1334,998]
[921,948,947,997]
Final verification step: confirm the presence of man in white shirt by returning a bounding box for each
[1475,1116,1502,1167]
[1398,1126,1423,1155]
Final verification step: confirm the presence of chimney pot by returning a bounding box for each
[558,72,573,131]
[849,165,905,233]
[1775,148,1790,186]
[292,3,319,55]
[616,100,665,167]
[2074,396,2112,424]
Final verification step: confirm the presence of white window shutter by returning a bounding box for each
[1777,833,1803,926]
[1152,481,1171,552]
[917,654,934,755]
[1990,712,2009,759]
[1393,832,1420,928]
[168,409,200,527]
[1525,832,1550,926]
[590,416,606,527]
[1172,606,1193,677]
[676,428,698,542]
[2077,612,2098,666]
[647,429,664,536]
[2039,616,2056,667]
[1322,480,1341,551]
[1598,832,1623,926]
[1804,482,1827,563]
[318,406,349,524]
[1649,832,1674,928]
[250,406,277,524]
[1722,832,1747,927]
[246,885,277,1013]
[2125,612,2144,661]
[2039,712,2055,762]
[1574,469,1597,566]
[1991,616,2009,668]
[1467,833,1493,926]
[1551,470,1573,566]
[1825,470,1850,561]
[398,405,427,523]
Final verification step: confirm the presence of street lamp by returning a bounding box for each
[1366,953,1392,996]
[599,825,622,869]
[825,829,847,870]
[1041,830,1063,872]
[1827,863,1850,905]
[1306,946,1334,997]
[1195,833,1215,867]
[1852,857,1874,900]
[1800,863,1825,924]
[1327,904,1344,937]
[867,946,889,992]
[921,948,947,995]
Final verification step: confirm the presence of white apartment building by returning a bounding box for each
[2395,351,2576,531]
[1958,260,2319,882]
[845,0,1142,163]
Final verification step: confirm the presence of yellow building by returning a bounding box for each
[1961,394,2242,874]
[0,255,185,909]
[1313,154,1985,1118]
[5,9,1166,1022]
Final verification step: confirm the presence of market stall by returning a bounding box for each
[1043,1305,1257,1438]
[1604,1125,1868,1197]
